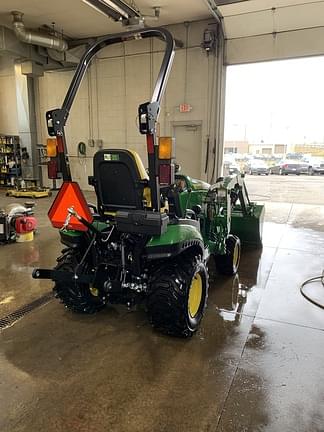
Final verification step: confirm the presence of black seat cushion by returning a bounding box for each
[98,161,138,209]
[93,149,145,214]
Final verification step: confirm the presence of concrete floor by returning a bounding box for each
[1,177,324,432]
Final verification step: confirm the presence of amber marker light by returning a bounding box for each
[159,137,175,160]
[46,138,58,158]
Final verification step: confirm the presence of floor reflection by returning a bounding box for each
[208,245,263,327]
[217,275,250,325]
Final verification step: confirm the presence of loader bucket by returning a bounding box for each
[230,204,265,248]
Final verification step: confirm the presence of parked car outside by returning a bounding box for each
[223,160,240,175]
[303,157,324,175]
[269,159,308,175]
[245,159,269,175]
[223,156,240,175]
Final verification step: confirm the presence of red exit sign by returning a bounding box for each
[179,103,192,113]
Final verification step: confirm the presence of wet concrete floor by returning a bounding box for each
[1,190,324,431]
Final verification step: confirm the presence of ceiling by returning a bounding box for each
[0,0,324,42]
[218,0,324,39]
[0,0,211,39]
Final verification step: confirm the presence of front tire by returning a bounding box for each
[215,235,241,276]
[54,249,106,314]
[147,253,208,338]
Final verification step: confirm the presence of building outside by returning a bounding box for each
[248,143,287,156]
[224,140,249,154]
[294,143,324,156]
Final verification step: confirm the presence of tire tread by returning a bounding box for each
[53,249,105,314]
[147,253,208,337]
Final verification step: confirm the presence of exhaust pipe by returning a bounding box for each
[12,11,68,52]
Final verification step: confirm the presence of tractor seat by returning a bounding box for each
[89,149,151,215]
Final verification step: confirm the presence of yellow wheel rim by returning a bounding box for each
[233,242,240,268]
[89,286,99,297]
[188,273,203,318]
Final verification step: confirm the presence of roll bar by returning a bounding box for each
[46,27,175,210]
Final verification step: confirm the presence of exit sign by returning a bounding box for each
[179,103,192,113]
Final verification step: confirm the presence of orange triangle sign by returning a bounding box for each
[48,182,93,231]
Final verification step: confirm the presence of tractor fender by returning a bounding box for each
[59,221,109,248]
[146,222,204,260]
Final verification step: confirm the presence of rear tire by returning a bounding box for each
[215,235,241,276]
[147,253,208,338]
[54,249,105,314]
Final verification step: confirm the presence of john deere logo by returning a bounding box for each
[104,154,119,161]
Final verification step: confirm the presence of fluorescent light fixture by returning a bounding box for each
[103,0,129,19]
[82,0,139,21]
[82,0,111,17]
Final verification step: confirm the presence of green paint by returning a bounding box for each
[61,220,109,237]
[177,174,210,216]
[231,204,265,247]
[186,176,210,191]
[93,220,110,231]
[60,229,82,237]
[147,223,203,247]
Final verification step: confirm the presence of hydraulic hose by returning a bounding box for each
[300,272,324,309]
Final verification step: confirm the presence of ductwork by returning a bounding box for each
[11,11,68,52]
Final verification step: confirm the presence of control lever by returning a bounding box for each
[62,206,101,235]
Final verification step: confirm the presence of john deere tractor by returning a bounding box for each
[33,28,264,337]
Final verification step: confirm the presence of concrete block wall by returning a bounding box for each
[35,19,218,190]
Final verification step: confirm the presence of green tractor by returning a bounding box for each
[33,28,264,337]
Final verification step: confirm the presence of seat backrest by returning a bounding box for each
[92,149,149,214]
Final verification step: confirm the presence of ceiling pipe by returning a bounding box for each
[11,11,68,52]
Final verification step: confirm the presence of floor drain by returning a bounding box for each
[0,292,53,331]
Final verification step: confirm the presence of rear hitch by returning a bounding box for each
[32,268,94,284]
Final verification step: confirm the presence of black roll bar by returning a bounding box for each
[46,27,175,210]
[63,27,174,116]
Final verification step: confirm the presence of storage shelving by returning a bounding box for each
[0,134,21,187]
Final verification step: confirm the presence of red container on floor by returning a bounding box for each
[15,216,37,234]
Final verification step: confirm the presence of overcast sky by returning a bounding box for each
[224,56,324,145]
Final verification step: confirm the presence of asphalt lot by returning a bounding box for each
[244,173,324,205]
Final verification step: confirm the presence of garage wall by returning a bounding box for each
[35,19,221,190]
[0,57,19,135]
